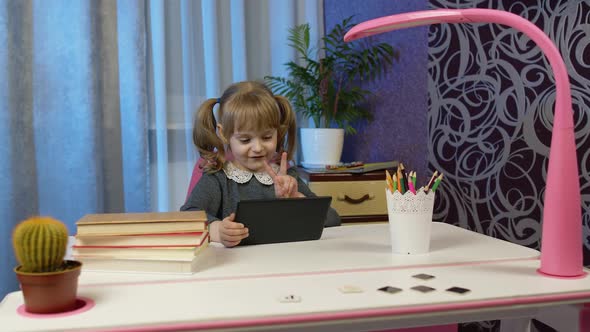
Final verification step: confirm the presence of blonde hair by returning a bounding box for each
[193,81,297,172]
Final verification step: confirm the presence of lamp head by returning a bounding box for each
[344,10,470,42]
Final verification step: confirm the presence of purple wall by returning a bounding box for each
[326,2,590,331]
[324,0,430,179]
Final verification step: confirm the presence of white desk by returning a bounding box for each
[2,222,590,332]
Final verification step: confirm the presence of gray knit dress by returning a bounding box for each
[180,163,341,227]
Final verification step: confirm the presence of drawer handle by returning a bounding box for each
[337,193,375,204]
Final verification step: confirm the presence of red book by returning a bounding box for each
[74,231,209,247]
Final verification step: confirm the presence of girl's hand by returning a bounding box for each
[210,213,249,247]
[264,152,304,198]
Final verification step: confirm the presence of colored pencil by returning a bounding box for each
[400,163,408,193]
[385,170,394,192]
[425,170,438,190]
[408,178,416,194]
[396,167,403,192]
[431,174,444,192]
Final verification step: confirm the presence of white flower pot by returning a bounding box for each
[299,128,344,167]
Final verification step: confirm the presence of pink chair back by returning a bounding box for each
[186,153,234,199]
[186,161,205,199]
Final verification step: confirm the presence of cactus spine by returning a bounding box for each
[12,216,68,273]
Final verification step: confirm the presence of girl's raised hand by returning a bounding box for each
[264,152,302,198]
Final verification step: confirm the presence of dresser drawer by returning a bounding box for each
[309,180,387,216]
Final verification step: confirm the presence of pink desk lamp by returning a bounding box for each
[345,9,583,278]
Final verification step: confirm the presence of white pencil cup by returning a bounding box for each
[385,189,435,255]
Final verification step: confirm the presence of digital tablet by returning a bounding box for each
[235,196,332,245]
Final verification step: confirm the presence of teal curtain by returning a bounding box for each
[0,0,325,299]
[0,0,150,298]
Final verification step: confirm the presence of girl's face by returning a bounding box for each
[228,128,278,172]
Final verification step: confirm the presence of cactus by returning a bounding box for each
[12,216,69,273]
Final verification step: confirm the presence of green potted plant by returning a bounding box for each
[265,16,398,166]
[13,216,82,314]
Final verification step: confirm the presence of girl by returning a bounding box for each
[181,81,340,247]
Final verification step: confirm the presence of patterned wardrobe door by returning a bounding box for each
[428,1,590,330]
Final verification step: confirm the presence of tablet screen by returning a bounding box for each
[235,196,332,245]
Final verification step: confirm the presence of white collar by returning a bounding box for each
[222,161,279,185]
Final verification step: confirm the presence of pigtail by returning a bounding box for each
[193,98,226,172]
[274,95,297,161]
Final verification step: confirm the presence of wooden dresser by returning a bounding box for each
[297,167,395,223]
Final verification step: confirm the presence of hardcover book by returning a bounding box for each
[74,231,209,247]
[73,236,209,260]
[76,211,207,236]
[302,161,398,174]
[75,241,210,274]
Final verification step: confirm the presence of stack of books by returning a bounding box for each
[72,211,209,274]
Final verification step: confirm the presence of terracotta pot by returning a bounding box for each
[14,260,82,314]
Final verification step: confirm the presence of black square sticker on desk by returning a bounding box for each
[446,286,470,295]
[411,285,436,293]
[412,273,435,280]
[378,286,402,294]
